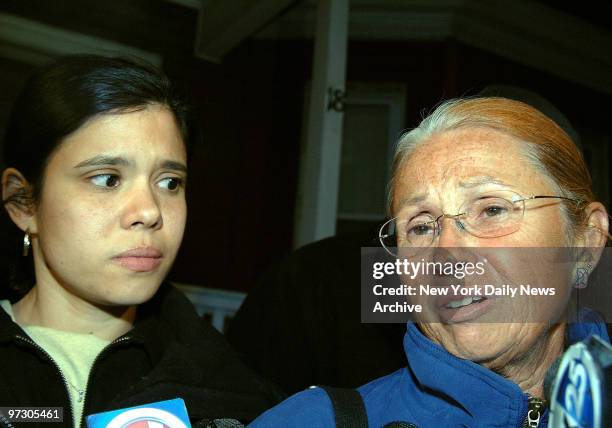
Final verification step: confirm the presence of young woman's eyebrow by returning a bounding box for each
[73,157,187,174]
[160,160,187,173]
[74,155,131,169]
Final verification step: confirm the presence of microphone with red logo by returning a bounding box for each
[86,398,191,428]
[86,398,244,428]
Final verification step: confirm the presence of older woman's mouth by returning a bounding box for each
[437,295,494,323]
[446,296,486,308]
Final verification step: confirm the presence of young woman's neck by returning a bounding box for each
[12,283,136,341]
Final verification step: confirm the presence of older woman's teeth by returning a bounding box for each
[446,296,484,309]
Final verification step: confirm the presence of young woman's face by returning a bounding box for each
[31,104,187,307]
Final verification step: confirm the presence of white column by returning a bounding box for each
[293,0,349,248]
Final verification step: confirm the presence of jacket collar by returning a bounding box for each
[100,283,282,420]
[0,283,240,393]
[0,283,279,421]
[0,300,27,342]
[403,314,608,426]
[0,282,190,352]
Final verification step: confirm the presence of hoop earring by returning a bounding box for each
[22,232,31,257]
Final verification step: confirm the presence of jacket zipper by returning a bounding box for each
[78,336,131,428]
[522,394,546,428]
[15,335,74,428]
[0,412,16,428]
[15,334,131,428]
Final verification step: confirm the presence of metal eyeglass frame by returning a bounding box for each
[378,194,581,255]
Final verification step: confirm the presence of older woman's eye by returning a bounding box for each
[471,197,513,220]
[407,223,435,236]
[89,174,120,188]
[483,205,508,217]
[158,177,183,191]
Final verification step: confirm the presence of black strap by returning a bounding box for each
[320,386,369,428]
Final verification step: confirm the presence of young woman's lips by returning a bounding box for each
[113,248,163,272]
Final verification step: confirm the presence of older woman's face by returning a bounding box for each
[392,127,572,364]
[30,104,187,307]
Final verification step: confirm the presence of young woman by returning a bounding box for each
[0,55,278,427]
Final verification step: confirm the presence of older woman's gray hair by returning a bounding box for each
[387,97,602,240]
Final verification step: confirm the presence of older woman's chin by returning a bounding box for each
[419,321,546,363]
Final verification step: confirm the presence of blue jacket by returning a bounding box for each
[249,319,609,428]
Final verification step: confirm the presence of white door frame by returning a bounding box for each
[293,0,349,249]
[336,82,406,222]
[295,81,406,246]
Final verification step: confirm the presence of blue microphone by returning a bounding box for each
[545,335,612,428]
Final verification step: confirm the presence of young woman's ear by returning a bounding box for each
[1,167,38,234]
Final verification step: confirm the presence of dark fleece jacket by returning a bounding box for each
[0,283,281,427]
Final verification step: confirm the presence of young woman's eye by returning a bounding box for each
[89,174,120,188]
[158,177,183,191]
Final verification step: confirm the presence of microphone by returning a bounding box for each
[86,398,191,428]
[545,335,612,428]
[86,398,245,428]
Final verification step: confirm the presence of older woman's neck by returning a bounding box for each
[495,323,566,399]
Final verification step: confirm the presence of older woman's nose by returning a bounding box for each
[120,183,163,230]
[436,217,468,248]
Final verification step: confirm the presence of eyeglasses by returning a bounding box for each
[379,190,581,256]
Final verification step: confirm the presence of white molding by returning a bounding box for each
[296,81,405,242]
[345,81,406,184]
[173,283,246,332]
[451,0,612,96]
[195,0,295,62]
[340,82,406,220]
[256,0,612,95]
[165,0,206,10]
[0,13,162,66]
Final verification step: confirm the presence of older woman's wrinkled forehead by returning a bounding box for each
[392,127,558,213]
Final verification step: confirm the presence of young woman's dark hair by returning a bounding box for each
[0,54,278,426]
[1,54,190,298]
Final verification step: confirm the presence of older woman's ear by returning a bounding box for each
[572,202,610,278]
[582,202,610,248]
[1,167,37,234]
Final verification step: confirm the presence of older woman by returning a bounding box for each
[0,55,278,427]
[248,97,610,427]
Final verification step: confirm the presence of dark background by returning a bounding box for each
[1,0,611,293]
